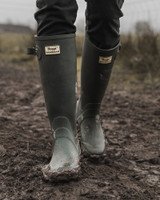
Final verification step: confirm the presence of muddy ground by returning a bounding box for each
[0,63,160,200]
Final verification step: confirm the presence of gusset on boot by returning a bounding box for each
[34,34,81,181]
[77,34,120,156]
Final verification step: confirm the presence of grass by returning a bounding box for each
[0,33,36,67]
[0,32,160,89]
[119,31,160,83]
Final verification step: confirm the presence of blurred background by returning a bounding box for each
[1,2,160,198]
[0,0,160,88]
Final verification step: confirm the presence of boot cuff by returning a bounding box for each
[35,33,75,41]
[85,33,120,55]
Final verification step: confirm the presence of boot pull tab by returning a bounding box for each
[118,43,121,53]
[27,47,37,55]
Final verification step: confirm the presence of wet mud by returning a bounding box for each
[0,64,160,200]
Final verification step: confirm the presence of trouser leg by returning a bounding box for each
[35,0,78,36]
[86,0,124,49]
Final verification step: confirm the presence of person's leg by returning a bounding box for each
[34,0,81,180]
[86,0,124,49]
[77,0,124,156]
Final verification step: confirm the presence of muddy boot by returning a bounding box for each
[77,34,119,156]
[34,34,81,181]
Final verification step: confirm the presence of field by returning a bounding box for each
[0,33,160,200]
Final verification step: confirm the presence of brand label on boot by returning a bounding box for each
[99,56,112,64]
[45,45,60,55]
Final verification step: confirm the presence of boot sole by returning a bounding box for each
[41,163,81,182]
[77,121,107,159]
[81,143,106,159]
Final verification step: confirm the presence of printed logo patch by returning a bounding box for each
[99,56,112,64]
[45,45,60,55]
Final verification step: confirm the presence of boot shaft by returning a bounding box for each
[35,34,77,132]
[80,34,120,111]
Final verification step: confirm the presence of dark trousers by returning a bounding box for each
[35,0,124,49]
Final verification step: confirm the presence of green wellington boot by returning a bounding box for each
[34,34,81,181]
[77,34,120,156]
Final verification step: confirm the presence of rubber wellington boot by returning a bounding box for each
[34,34,81,181]
[77,34,120,156]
